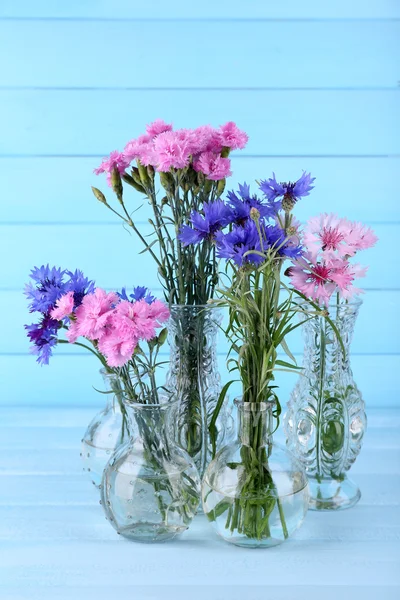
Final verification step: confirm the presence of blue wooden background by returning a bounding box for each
[1,0,399,409]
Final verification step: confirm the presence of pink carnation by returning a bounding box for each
[94,151,129,186]
[345,220,378,253]
[153,131,191,171]
[73,288,118,341]
[218,121,249,150]
[97,330,137,368]
[145,119,173,138]
[123,135,151,163]
[192,125,222,154]
[50,291,74,321]
[193,151,232,181]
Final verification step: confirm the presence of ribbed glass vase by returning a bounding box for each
[166,305,234,477]
[284,299,367,510]
[101,395,201,543]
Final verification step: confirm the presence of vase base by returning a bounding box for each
[116,522,187,543]
[308,476,361,511]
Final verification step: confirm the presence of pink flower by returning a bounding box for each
[66,321,80,344]
[73,288,118,341]
[153,131,191,171]
[123,135,151,163]
[50,291,74,321]
[288,253,368,305]
[218,121,249,150]
[97,330,138,368]
[304,213,377,260]
[145,119,173,138]
[192,125,222,154]
[147,299,170,325]
[345,221,378,253]
[94,151,129,186]
[193,151,232,181]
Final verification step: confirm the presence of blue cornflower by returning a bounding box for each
[227,182,277,224]
[215,221,265,267]
[265,225,303,259]
[117,286,155,304]
[179,200,234,247]
[66,269,95,308]
[25,315,60,365]
[24,264,68,313]
[259,171,315,211]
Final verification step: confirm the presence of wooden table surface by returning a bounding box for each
[1,406,399,600]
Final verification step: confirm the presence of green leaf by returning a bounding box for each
[209,380,237,458]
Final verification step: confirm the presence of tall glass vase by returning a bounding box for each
[166,305,233,477]
[284,299,366,510]
[101,396,201,542]
[81,370,129,489]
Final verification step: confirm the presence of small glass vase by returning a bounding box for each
[81,370,129,489]
[100,396,201,543]
[166,304,234,477]
[284,299,366,510]
[202,399,309,548]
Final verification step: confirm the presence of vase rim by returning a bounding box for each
[169,303,221,309]
[300,297,363,309]
[234,397,276,410]
[123,394,178,411]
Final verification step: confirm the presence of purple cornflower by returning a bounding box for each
[24,265,67,313]
[227,182,277,224]
[259,171,315,211]
[66,269,95,309]
[117,286,155,304]
[215,221,264,267]
[179,200,234,247]
[266,225,303,259]
[25,315,60,365]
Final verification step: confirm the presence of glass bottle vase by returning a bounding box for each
[284,299,367,510]
[202,399,309,548]
[101,396,201,543]
[81,370,129,489]
[166,305,234,477]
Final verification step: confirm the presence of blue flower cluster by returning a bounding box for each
[117,285,155,305]
[24,265,94,365]
[179,172,314,267]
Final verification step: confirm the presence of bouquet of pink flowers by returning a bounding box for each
[92,119,248,305]
[24,266,169,402]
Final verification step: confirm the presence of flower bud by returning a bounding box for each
[122,173,145,193]
[250,207,261,222]
[220,146,230,158]
[286,226,297,237]
[137,160,150,189]
[282,193,295,213]
[91,186,107,204]
[111,167,123,200]
[216,178,226,197]
[159,172,174,192]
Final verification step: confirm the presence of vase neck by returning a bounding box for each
[123,399,174,444]
[237,401,274,447]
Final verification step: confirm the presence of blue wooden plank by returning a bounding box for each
[0,0,399,19]
[0,21,398,88]
[0,90,398,156]
[0,353,397,408]
[0,223,394,291]
[0,157,397,224]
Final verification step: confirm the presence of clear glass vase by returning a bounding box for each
[284,299,366,510]
[81,370,129,489]
[202,399,309,548]
[166,304,234,477]
[100,396,201,543]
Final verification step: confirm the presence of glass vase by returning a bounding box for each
[202,399,309,548]
[166,304,234,477]
[100,396,201,543]
[284,299,366,510]
[81,370,129,489]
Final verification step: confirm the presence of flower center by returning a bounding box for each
[321,227,344,251]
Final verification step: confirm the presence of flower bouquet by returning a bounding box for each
[91,119,248,473]
[284,214,377,509]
